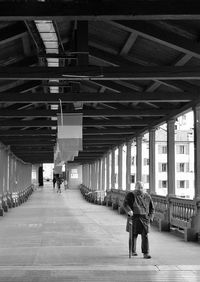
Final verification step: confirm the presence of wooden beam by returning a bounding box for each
[83,128,137,135]
[0,108,174,117]
[0,66,200,80]
[90,47,196,92]
[0,1,200,21]
[0,22,27,44]
[113,21,200,60]
[0,129,56,136]
[84,135,126,140]
[9,142,55,146]
[84,119,149,127]
[0,91,198,103]
[0,120,57,127]
[0,118,149,127]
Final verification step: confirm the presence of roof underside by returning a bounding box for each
[0,0,200,164]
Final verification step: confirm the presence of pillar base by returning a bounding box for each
[159,219,170,232]
[184,228,197,242]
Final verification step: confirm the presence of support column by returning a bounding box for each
[126,141,132,191]
[98,160,101,191]
[106,153,110,190]
[194,104,200,200]
[38,164,43,187]
[111,149,115,189]
[149,129,156,194]
[167,119,176,196]
[118,145,123,190]
[136,136,142,182]
[91,163,95,190]
[82,165,85,186]
[191,104,200,237]
[102,157,105,191]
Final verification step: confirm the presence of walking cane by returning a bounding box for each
[129,217,133,258]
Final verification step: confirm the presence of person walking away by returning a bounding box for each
[123,181,154,259]
[56,177,62,193]
[53,177,56,189]
[64,179,68,190]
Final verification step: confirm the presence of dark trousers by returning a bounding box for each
[130,230,149,254]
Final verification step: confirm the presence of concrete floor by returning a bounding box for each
[0,183,200,281]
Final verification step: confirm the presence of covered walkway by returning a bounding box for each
[0,184,200,282]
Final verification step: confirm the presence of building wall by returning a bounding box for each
[67,164,82,189]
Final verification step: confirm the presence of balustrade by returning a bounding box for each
[80,185,200,242]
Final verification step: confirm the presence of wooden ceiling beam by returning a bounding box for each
[0,118,149,127]
[83,128,137,135]
[0,108,174,117]
[1,66,200,80]
[90,47,197,93]
[0,129,56,136]
[0,120,56,127]
[0,91,197,103]
[0,128,135,138]
[0,22,27,45]
[0,1,200,21]
[113,21,200,60]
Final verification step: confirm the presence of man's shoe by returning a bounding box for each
[143,254,151,259]
[132,252,138,256]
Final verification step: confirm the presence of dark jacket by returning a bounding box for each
[123,190,154,233]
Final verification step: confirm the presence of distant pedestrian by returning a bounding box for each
[64,179,68,190]
[56,177,62,193]
[123,181,154,259]
[53,177,56,189]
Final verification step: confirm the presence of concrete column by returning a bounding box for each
[38,164,43,186]
[88,164,92,189]
[87,164,90,188]
[82,165,85,186]
[126,141,132,191]
[91,163,95,190]
[149,129,156,194]
[194,104,200,200]
[98,160,101,190]
[167,119,176,196]
[118,145,123,189]
[102,157,105,191]
[111,149,115,189]
[106,153,110,190]
[136,136,142,182]
[95,162,98,190]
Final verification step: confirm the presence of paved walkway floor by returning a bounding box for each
[0,183,200,281]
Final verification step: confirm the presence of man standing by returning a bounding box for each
[123,181,154,259]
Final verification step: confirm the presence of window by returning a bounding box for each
[158,145,167,154]
[162,163,167,172]
[179,145,185,154]
[162,181,167,188]
[177,180,189,189]
[176,163,189,172]
[158,163,167,172]
[131,174,135,183]
[159,180,167,188]
[179,163,185,172]
[177,145,189,154]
